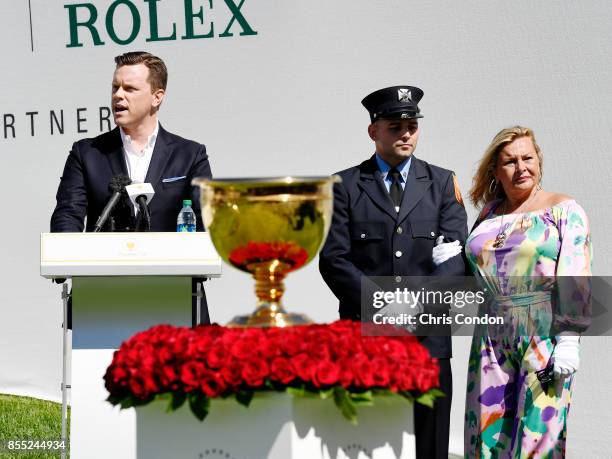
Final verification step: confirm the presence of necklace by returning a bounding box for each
[493,188,540,249]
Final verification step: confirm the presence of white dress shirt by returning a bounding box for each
[120,122,159,184]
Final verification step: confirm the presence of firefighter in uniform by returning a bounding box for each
[319,85,468,459]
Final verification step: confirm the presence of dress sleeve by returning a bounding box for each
[553,200,592,333]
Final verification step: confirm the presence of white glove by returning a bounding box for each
[378,300,423,332]
[432,236,462,266]
[552,335,580,376]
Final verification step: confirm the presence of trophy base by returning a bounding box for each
[227,309,313,328]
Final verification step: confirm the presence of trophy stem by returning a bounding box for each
[248,262,289,326]
[226,261,313,327]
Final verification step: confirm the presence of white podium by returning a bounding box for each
[40,232,222,459]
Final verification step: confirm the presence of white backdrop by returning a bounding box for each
[1,1,611,456]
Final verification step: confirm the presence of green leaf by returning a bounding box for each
[286,386,306,397]
[119,396,153,409]
[287,386,333,400]
[415,393,435,408]
[428,388,446,398]
[371,389,394,397]
[349,390,373,406]
[333,387,358,424]
[168,392,186,412]
[235,390,254,407]
[106,394,125,406]
[188,393,210,421]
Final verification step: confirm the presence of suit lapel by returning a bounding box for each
[397,156,432,223]
[357,155,398,220]
[104,128,129,177]
[145,125,174,185]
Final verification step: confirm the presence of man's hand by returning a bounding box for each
[432,235,462,266]
[378,299,423,332]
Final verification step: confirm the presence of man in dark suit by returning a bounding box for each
[319,86,468,459]
[51,51,212,323]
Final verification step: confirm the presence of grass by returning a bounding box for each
[0,394,69,458]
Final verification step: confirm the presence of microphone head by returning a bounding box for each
[109,175,132,193]
[125,183,155,206]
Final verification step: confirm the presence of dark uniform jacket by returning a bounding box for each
[51,125,212,233]
[319,155,468,358]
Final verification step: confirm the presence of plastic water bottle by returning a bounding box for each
[177,199,196,232]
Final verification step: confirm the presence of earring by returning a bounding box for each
[488,179,498,194]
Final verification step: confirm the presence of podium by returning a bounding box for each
[40,232,222,459]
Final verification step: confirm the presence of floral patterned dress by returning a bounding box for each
[464,199,591,459]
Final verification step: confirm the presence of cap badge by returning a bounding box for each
[401,113,409,119]
[398,88,412,102]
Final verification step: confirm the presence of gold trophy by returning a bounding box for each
[193,176,339,327]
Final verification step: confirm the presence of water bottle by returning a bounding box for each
[177,199,196,232]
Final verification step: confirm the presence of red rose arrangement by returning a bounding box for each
[104,321,442,423]
[228,241,309,271]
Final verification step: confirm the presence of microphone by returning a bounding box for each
[93,175,132,232]
[126,183,155,231]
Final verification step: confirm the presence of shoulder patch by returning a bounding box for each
[452,174,464,206]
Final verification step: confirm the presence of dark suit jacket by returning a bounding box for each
[319,155,468,358]
[50,125,212,232]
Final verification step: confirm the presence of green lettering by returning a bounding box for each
[182,0,214,39]
[106,0,141,45]
[64,3,105,48]
[145,0,177,42]
[219,0,257,37]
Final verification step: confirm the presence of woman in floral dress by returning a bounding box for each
[461,126,591,458]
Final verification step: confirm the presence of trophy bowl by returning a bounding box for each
[192,176,339,327]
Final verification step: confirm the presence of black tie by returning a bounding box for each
[389,168,403,209]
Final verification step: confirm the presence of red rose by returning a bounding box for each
[241,357,269,387]
[279,332,303,356]
[353,354,375,388]
[257,338,281,361]
[331,336,354,359]
[270,357,295,384]
[313,360,340,388]
[399,371,415,391]
[171,334,190,356]
[383,339,408,362]
[231,339,256,360]
[206,346,228,369]
[414,362,440,392]
[200,369,227,397]
[291,353,315,382]
[220,359,244,387]
[337,359,354,388]
[180,361,205,392]
[107,365,128,384]
[157,346,174,364]
[405,341,430,362]
[371,357,390,387]
[159,364,178,389]
[363,338,384,358]
[128,373,156,399]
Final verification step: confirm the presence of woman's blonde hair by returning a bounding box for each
[469,126,543,209]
